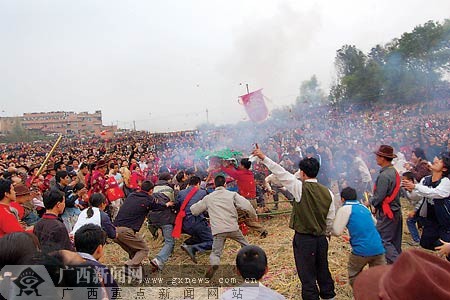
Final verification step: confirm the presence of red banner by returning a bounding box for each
[239,89,269,123]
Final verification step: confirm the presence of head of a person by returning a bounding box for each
[305,146,317,158]
[74,224,107,260]
[95,160,108,174]
[236,245,268,281]
[87,193,107,217]
[54,161,66,172]
[79,162,89,175]
[317,141,326,152]
[412,148,427,162]
[55,170,69,185]
[109,162,118,174]
[14,183,32,204]
[176,171,186,183]
[88,154,96,164]
[141,180,155,194]
[73,182,86,196]
[298,157,320,179]
[374,145,396,166]
[340,187,357,203]
[214,175,226,188]
[0,178,15,203]
[240,158,251,170]
[188,176,201,187]
[158,172,172,181]
[402,171,415,183]
[72,159,79,169]
[0,232,40,268]
[432,152,450,177]
[43,189,65,213]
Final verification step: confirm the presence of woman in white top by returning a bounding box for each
[71,193,116,239]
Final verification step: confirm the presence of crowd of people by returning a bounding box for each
[1,98,450,299]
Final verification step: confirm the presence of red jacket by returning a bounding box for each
[221,166,256,199]
[0,203,24,238]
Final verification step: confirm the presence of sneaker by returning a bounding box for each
[150,257,163,271]
[407,240,420,247]
[205,265,219,279]
[181,244,197,264]
[260,230,268,238]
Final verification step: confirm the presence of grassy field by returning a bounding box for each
[102,198,420,299]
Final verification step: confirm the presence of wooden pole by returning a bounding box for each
[35,135,63,177]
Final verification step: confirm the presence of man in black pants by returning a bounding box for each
[253,145,336,300]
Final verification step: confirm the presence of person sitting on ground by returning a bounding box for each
[332,187,385,287]
[221,245,285,300]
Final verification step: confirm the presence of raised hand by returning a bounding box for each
[251,143,266,160]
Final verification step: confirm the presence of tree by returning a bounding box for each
[296,75,326,107]
[329,19,450,105]
[330,45,376,103]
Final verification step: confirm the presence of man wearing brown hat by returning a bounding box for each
[14,183,40,226]
[369,145,402,264]
[90,159,108,195]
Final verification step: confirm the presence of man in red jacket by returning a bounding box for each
[0,179,25,238]
[221,158,267,238]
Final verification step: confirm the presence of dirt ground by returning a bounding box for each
[102,197,422,299]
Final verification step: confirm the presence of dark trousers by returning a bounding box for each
[376,210,403,264]
[183,220,213,253]
[420,217,450,261]
[293,232,335,300]
[272,185,295,207]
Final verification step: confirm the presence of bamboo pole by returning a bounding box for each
[35,135,63,177]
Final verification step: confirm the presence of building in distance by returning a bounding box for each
[0,110,116,138]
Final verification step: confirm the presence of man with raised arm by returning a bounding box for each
[252,145,336,300]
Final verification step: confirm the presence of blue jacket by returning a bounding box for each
[176,186,207,231]
[333,200,385,257]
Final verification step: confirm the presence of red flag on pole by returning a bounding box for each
[239,89,269,123]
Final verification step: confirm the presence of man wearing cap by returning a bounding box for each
[90,159,108,195]
[13,183,40,226]
[369,145,402,264]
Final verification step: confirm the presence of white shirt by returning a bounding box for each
[221,283,286,300]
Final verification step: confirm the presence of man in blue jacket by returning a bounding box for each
[332,187,385,287]
[176,176,213,263]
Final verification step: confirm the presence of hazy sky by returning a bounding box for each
[1,0,449,132]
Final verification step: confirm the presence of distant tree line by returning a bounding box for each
[295,19,450,109]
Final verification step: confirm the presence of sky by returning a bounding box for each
[0,0,449,132]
